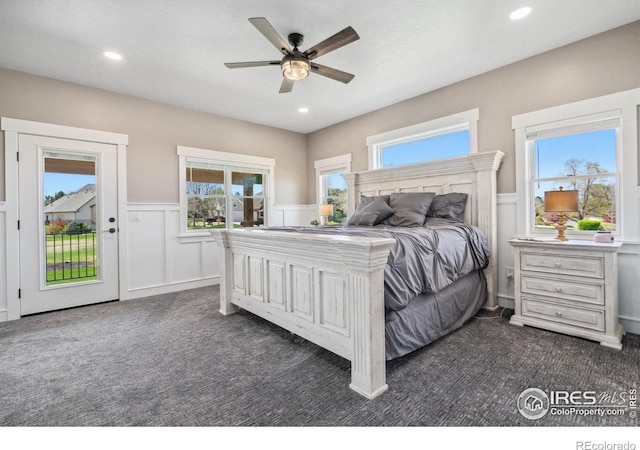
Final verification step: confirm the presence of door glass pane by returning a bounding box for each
[232,171,264,227]
[43,154,98,286]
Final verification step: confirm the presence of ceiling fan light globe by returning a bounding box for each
[282,58,310,81]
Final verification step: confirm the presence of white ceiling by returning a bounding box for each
[1,0,639,134]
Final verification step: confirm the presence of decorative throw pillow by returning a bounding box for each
[355,197,395,224]
[355,194,391,212]
[427,193,469,223]
[385,192,436,227]
[347,211,380,226]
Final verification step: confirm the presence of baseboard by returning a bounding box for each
[620,315,640,335]
[0,310,8,322]
[127,277,219,300]
[497,294,515,310]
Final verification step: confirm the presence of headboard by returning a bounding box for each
[343,150,504,308]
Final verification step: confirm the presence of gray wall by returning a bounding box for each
[306,21,640,202]
[0,68,307,204]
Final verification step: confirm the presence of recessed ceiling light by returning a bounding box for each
[102,51,122,61]
[510,7,532,20]
[298,107,309,113]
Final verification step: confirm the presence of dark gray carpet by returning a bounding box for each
[0,286,638,426]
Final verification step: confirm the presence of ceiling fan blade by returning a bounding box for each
[310,63,355,84]
[303,26,359,60]
[224,61,281,69]
[279,78,295,94]
[249,17,293,56]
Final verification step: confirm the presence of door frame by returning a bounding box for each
[2,118,129,320]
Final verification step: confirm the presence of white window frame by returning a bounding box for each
[178,146,275,237]
[366,108,479,170]
[512,88,640,242]
[315,153,351,222]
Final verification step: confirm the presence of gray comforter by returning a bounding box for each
[270,220,489,314]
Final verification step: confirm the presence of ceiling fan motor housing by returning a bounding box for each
[287,32,304,49]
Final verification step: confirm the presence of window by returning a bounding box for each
[366,109,479,169]
[315,154,351,224]
[513,89,639,241]
[178,146,274,235]
[532,127,617,233]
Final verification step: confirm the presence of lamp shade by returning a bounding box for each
[319,204,334,216]
[544,187,579,212]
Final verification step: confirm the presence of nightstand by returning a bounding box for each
[508,239,624,349]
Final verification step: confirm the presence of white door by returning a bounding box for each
[18,134,119,315]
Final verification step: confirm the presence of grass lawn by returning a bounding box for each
[45,232,97,285]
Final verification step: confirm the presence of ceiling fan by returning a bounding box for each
[224,17,360,93]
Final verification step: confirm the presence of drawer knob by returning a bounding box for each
[555,311,563,317]
[555,287,562,293]
[555,262,562,268]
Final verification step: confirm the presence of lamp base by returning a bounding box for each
[555,212,568,241]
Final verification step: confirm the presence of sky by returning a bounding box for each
[382,131,469,167]
[44,173,96,197]
[326,172,347,190]
[534,129,616,179]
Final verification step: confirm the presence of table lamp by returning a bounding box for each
[544,187,579,241]
[319,204,333,225]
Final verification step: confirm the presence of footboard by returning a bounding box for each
[212,228,394,399]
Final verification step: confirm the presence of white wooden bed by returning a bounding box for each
[212,150,503,399]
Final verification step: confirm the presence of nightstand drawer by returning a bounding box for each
[522,298,605,332]
[520,252,603,279]
[521,275,604,306]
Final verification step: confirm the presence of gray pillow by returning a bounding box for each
[385,192,436,227]
[356,195,390,212]
[347,211,379,226]
[427,193,468,223]
[356,197,395,225]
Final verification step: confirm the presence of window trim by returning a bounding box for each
[366,108,479,170]
[315,153,351,222]
[512,88,640,242]
[177,146,275,237]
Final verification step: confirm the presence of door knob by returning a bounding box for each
[109,217,116,223]
[108,228,116,233]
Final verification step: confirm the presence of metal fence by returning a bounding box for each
[45,232,97,284]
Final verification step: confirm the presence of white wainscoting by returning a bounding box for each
[0,203,8,321]
[125,203,219,299]
[496,191,640,335]
[271,204,317,227]
[496,193,517,310]
[125,203,320,300]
